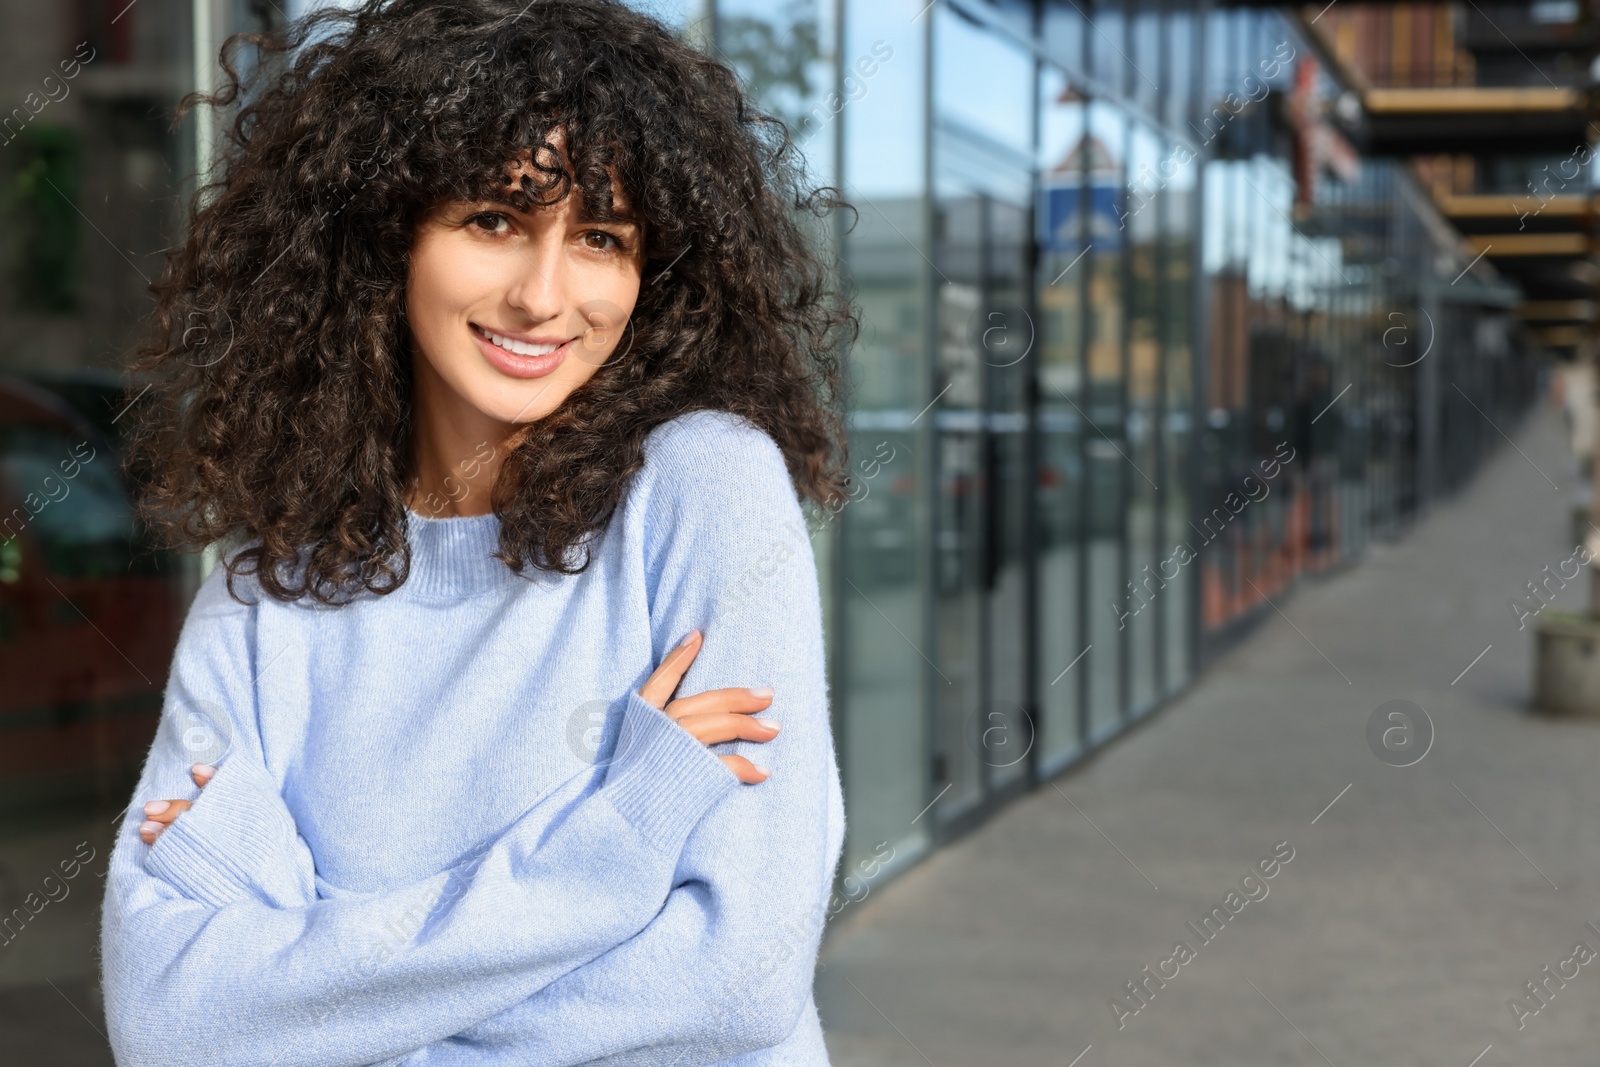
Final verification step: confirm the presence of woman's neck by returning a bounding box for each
[408,374,522,518]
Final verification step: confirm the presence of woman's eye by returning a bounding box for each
[582,230,622,251]
[469,212,509,234]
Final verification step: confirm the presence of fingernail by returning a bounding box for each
[677,629,700,648]
[756,718,780,731]
[139,821,163,837]
[143,800,170,816]
[753,764,771,777]
[749,686,774,698]
[193,764,216,779]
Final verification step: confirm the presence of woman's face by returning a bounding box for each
[406,154,644,432]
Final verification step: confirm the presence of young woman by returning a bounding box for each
[102,1,854,1063]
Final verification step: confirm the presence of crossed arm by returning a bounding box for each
[103,416,838,1066]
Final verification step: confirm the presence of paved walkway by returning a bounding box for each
[818,397,1600,1067]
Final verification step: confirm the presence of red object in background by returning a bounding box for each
[1288,57,1319,208]
[1285,55,1361,208]
[75,0,135,65]
[0,378,179,798]
[1199,474,1342,629]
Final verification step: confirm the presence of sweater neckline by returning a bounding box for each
[401,506,524,599]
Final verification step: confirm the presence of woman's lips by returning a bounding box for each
[471,323,570,379]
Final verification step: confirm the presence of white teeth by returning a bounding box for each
[483,328,560,358]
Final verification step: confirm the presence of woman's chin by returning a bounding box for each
[479,389,568,428]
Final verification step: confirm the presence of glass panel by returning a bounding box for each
[1164,7,1195,133]
[1130,0,1162,116]
[1162,141,1198,694]
[1089,0,1127,98]
[1036,64,1085,768]
[1043,0,1087,79]
[717,0,838,187]
[1204,8,1239,105]
[933,4,1033,155]
[932,192,986,819]
[1125,123,1161,712]
[1084,100,1126,739]
[984,192,1032,793]
[837,0,930,884]
[1198,159,1246,635]
[931,7,1035,817]
[1241,156,1293,616]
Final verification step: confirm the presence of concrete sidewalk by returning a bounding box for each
[818,399,1600,1067]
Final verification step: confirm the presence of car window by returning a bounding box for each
[0,423,135,577]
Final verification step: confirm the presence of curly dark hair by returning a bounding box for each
[122,0,855,606]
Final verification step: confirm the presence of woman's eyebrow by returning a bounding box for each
[456,193,525,213]
[575,208,642,227]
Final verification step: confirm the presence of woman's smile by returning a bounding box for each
[470,322,574,379]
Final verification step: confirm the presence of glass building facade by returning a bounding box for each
[694,0,1538,893]
[0,1,1542,1059]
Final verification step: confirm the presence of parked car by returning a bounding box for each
[0,375,187,813]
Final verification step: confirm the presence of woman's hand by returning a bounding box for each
[138,763,216,844]
[638,629,778,784]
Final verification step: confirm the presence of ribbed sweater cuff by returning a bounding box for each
[601,690,740,855]
[143,756,292,908]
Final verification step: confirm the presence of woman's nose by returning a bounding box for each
[506,240,565,322]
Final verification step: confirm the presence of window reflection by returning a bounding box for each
[1161,144,1197,693]
[1130,0,1161,115]
[836,0,931,889]
[1037,65,1084,769]
[1126,122,1162,712]
[930,3,1036,819]
[0,4,194,810]
[1084,99,1126,738]
[1164,8,1196,132]
[1091,0,1127,97]
[1043,0,1087,78]
[1,0,197,1053]
[716,0,837,185]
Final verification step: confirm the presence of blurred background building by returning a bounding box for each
[0,0,1586,1060]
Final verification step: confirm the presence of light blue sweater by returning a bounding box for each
[100,410,846,1066]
